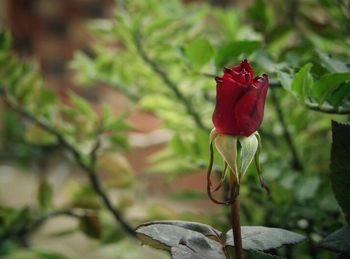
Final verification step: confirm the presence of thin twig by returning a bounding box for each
[28,209,81,234]
[288,0,299,24]
[270,87,304,172]
[4,208,81,246]
[305,101,350,114]
[1,90,135,236]
[133,31,209,131]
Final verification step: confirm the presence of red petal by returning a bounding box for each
[233,75,269,136]
[212,77,247,135]
[240,59,254,78]
[230,59,254,84]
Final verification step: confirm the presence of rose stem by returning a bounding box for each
[230,173,243,259]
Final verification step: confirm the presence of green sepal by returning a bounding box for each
[238,133,259,179]
[254,132,270,194]
[212,131,239,182]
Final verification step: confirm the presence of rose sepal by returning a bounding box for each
[211,128,239,182]
[209,129,269,193]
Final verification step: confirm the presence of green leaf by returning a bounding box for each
[212,9,239,38]
[0,31,11,50]
[291,63,313,100]
[247,0,270,32]
[277,71,293,91]
[331,121,350,223]
[320,226,350,254]
[248,250,286,259]
[24,125,57,146]
[170,134,188,155]
[97,154,135,188]
[101,104,115,130]
[266,25,293,57]
[312,73,350,104]
[135,221,223,253]
[238,134,258,178]
[36,87,57,110]
[328,81,350,108]
[137,221,221,240]
[69,92,96,121]
[317,51,350,73]
[101,105,132,132]
[184,39,214,69]
[37,180,53,212]
[194,129,211,161]
[296,176,320,201]
[226,226,305,251]
[108,134,129,149]
[215,41,261,68]
[79,213,102,239]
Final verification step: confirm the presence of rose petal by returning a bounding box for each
[233,75,269,136]
[228,59,254,84]
[213,60,268,137]
[213,77,247,135]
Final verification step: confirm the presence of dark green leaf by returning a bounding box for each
[79,213,102,239]
[320,226,350,254]
[171,245,204,259]
[137,221,221,239]
[215,41,261,68]
[226,226,305,251]
[248,250,286,259]
[247,0,270,32]
[37,88,57,111]
[331,121,350,223]
[312,73,350,104]
[136,221,222,252]
[171,237,225,259]
[328,82,350,108]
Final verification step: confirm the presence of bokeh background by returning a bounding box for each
[0,0,349,258]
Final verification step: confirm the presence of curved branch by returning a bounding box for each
[1,90,135,237]
[305,101,350,114]
[270,87,304,172]
[133,31,209,131]
[28,209,81,234]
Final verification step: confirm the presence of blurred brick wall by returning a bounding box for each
[1,0,241,91]
[3,0,113,92]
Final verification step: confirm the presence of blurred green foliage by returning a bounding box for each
[1,0,350,258]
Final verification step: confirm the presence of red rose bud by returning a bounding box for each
[212,59,269,137]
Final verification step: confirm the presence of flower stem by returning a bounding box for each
[230,174,243,259]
